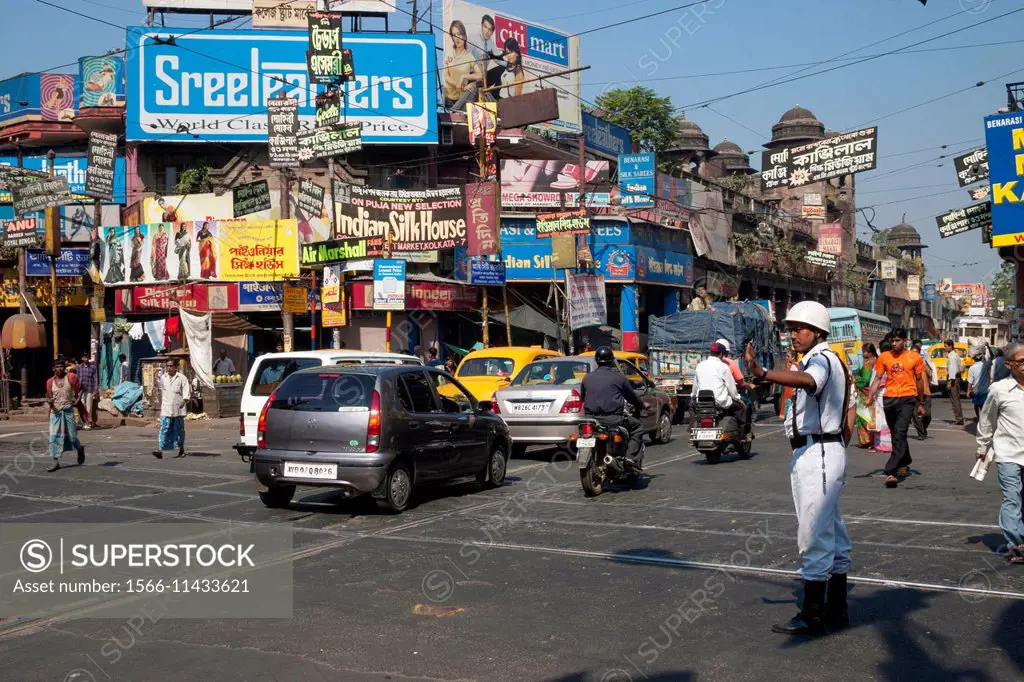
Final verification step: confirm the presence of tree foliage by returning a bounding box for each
[991,260,1016,306]
[175,162,213,195]
[594,86,678,154]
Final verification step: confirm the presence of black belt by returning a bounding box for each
[790,433,844,449]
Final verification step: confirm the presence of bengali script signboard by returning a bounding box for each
[465,182,498,256]
[762,127,878,190]
[85,131,117,200]
[535,209,590,238]
[267,96,300,168]
[297,124,362,160]
[936,202,991,238]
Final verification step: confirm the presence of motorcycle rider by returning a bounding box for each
[580,346,648,465]
[715,338,756,434]
[744,301,853,638]
[691,342,746,430]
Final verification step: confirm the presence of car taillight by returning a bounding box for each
[367,390,381,452]
[699,417,715,428]
[239,413,245,437]
[256,391,276,449]
[491,400,500,414]
[560,389,583,414]
[580,422,593,436]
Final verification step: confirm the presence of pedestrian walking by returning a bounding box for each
[117,353,130,385]
[152,359,191,459]
[869,328,926,488]
[76,353,99,430]
[744,301,852,637]
[967,352,992,420]
[944,340,965,425]
[911,341,934,440]
[45,359,86,472]
[974,342,1024,564]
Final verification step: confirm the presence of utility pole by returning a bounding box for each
[46,149,58,360]
[91,198,101,364]
[15,144,28,393]
[328,156,342,349]
[475,85,490,349]
[280,164,294,352]
[410,0,418,31]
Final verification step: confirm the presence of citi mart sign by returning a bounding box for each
[126,27,437,144]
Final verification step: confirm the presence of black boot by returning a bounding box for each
[825,573,850,629]
[772,580,827,636]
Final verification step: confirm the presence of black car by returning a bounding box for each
[253,365,511,513]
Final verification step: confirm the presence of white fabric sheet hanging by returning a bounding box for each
[179,309,214,389]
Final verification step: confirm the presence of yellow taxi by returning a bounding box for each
[925,343,974,386]
[441,346,563,402]
[580,350,651,377]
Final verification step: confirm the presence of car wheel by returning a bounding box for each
[511,443,528,459]
[651,410,673,444]
[259,485,295,509]
[376,462,413,514]
[478,443,508,489]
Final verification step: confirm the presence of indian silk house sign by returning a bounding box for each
[126,27,437,144]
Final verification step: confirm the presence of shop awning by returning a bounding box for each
[211,312,262,332]
[490,305,559,339]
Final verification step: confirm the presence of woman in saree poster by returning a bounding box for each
[129,226,147,282]
[150,223,171,280]
[173,223,192,280]
[103,227,125,283]
[196,221,217,279]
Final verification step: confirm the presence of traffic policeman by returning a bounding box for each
[744,301,852,637]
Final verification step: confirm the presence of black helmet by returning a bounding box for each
[595,346,615,366]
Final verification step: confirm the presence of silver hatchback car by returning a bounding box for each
[492,355,674,456]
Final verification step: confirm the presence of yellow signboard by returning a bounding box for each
[218,220,300,282]
[282,285,308,313]
[2,282,88,308]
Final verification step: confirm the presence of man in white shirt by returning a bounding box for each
[691,342,741,412]
[945,340,965,425]
[153,359,191,459]
[975,342,1024,564]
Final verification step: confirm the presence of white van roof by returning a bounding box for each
[254,349,422,363]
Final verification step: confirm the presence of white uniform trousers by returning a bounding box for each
[790,439,852,581]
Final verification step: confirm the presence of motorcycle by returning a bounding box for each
[573,407,646,497]
[690,390,753,464]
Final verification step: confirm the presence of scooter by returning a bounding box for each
[572,407,646,497]
[690,390,753,464]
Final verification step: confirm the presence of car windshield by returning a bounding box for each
[269,373,375,412]
[251,358,322,395]
[458,357,514,378]
[511,360,590,386]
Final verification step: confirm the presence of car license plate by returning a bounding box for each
[691,429,721,441]
[283,462,337,480]
[511,403,548,413]
[576,437,596,449]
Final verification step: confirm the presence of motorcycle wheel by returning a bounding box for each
[703,448,723,465]
[736,439,752,460]
[580,459,605,497]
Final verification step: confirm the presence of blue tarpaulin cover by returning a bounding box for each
[112,381,144,416]
[649,302,780,373]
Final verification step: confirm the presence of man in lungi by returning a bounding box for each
[46,359,86,472]
[153,358,191,459]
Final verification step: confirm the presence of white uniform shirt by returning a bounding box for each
[785,342,848,439]
[946,351,962,381]
[976,377,1024,464]
[691,357,740,409]
[159,372,192,418]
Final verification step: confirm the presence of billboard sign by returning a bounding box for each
[935,202,990,238]
[579,111,632,158]
[126,27,437,144]
[762,127,877,190]
[442,1,581,133]
[816,223,843,255]
[79,55,125,108]
[0,73,41,125]
[372,259,405,310]
[953,147,988,187]
[0,155,127,203]
[983,111,1024,247]
[618,153,655,208]
[336,184,466,250]
[500,159,610,208]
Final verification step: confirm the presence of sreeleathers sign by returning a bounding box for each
[125,27,436,144]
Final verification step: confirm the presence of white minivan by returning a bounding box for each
[235,349,423,458]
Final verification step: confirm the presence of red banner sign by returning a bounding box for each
[350,281,478,311]
[466,182,498,256]
[817,223,843,255]
[115,283,240,314]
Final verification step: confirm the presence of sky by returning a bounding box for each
[5,0,1021,285]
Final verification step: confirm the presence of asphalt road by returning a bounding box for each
[0,400,1021,682]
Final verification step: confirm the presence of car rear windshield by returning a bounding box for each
[458,357,514,377]
[251,358,323,396]
[269,373,375,412]
[511,360,590,386]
